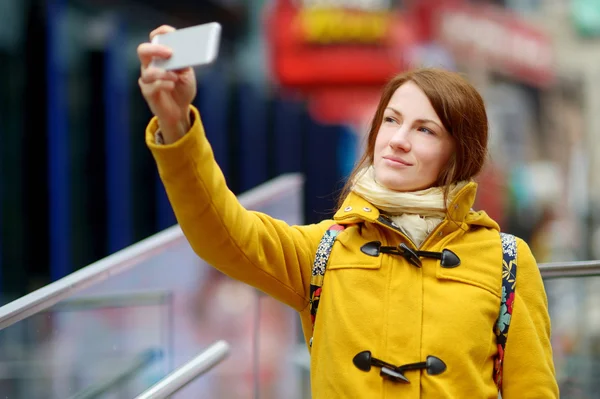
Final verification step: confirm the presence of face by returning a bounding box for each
[373,81,455,192]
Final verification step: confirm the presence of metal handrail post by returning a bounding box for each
[134,341,230,399]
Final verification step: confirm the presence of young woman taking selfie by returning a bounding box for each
[137,25,558,399]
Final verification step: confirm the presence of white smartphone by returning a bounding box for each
[150,22,221,71]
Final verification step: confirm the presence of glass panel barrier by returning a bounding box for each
[0,174,305,399]
[0,292,169,398]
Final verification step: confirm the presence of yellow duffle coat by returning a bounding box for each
[147,106,558,398]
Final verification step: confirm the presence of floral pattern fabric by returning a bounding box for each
[494,232,518,395]
[309,224,346,339]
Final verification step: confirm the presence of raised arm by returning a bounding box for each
[138,26,332,311]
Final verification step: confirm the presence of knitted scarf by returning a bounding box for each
[352,166,468,246]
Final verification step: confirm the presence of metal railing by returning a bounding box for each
[539,260,600,279]
[134,341,230,399]
[0,174,304,331]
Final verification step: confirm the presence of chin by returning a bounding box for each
[375,174,409,192]
[376,173,434,192]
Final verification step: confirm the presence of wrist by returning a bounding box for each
[158,109,192,144]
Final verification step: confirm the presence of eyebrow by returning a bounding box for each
[385,107,443,130]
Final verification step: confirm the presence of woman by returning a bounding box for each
[138,25,558,398]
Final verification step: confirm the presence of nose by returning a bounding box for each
[388,126,411,152]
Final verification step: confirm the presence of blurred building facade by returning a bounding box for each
[265,0,600,266]
[2,0,600,397]
[0,0,599,308]
[0,0,354,301]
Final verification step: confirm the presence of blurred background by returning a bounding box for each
[1,0,600,397]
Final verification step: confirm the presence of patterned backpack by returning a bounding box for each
[308,224,517,395]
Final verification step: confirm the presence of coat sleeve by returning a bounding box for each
[146,105,333,311]
[501,238,559,398]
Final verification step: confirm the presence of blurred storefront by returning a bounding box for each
[534,2,600,395]
[2,0,600,397]
[519,0,600,263]
[265,0,415,127]
[265,0,575,261]
[264,0,600,265]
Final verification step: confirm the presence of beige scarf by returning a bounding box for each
[351,166,468,247]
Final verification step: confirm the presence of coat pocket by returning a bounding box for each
[326,224,383,270]
[435,237,502,298]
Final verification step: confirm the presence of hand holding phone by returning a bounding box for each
[150,22,221,71]
[139,24,220,143]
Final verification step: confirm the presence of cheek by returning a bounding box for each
[434,147,454,174]
[417,142,453,172]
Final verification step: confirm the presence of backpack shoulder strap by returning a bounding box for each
[309,224,346,347]
[494,232,518,394]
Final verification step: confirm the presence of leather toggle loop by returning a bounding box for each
[380,366,410,383]
[440,249,460,268]
[397,243,421,267]
[360,241,382,257]
[360,241,460,268]
[353,350,447,383]
[396,355,447,376]
[353,350,409,383]
[419,248,461,268]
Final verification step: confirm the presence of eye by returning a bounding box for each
[418,127,435,135]
[383,116,397,124]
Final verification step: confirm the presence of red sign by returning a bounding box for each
[432,4,554,87]
[307,86,382,126]
[265,0,415,87]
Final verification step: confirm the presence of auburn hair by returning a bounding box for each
[338,68,488,209]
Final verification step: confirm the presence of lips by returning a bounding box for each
[383,156,412,166]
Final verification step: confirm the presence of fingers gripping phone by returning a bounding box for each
[150,22,221,71]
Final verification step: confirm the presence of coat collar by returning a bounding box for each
[333,182,479,225]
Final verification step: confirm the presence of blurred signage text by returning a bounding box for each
[435,4,554,87]
[298,8,391,44]
[300,0,391,11]
[266,0,413,87]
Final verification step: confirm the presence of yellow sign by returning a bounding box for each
[299,9,391,44]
